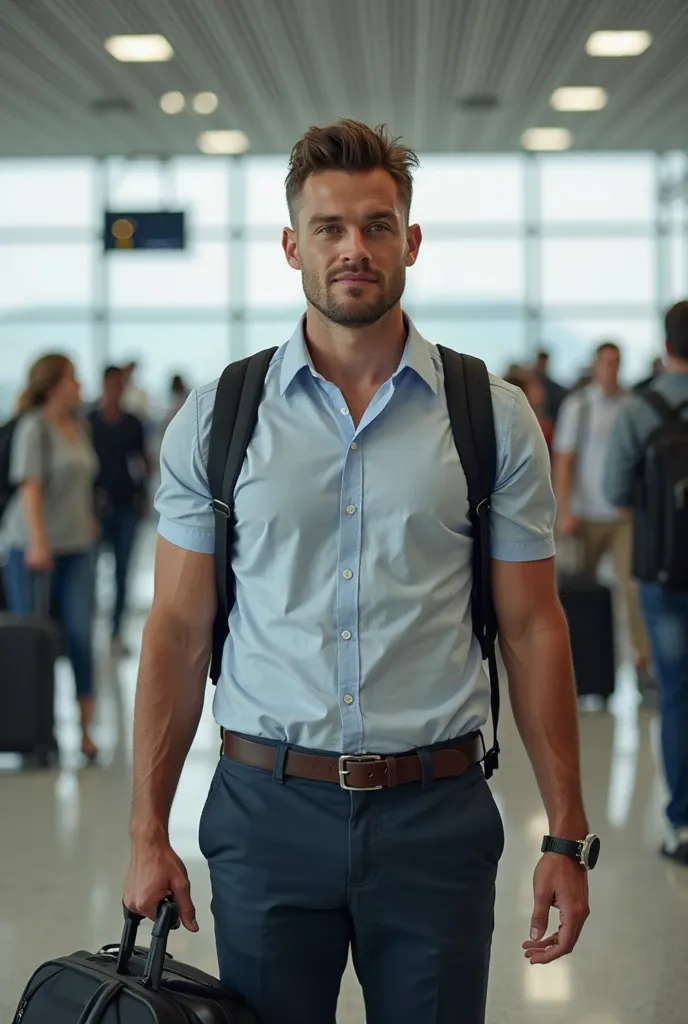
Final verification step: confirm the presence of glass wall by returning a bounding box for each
[0,151,686,417]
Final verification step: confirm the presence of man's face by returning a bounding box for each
[593,346,621,390]
[283,169,421,328]
[104,371,125,404]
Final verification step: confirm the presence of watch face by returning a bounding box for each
[582,834,601,870]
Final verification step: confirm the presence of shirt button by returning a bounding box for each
[350,441,358,450]
[342,569,353,580]
[346,504,357,516]
[343,694,354,705]
[341,407,349,416]
[341,630,352,641]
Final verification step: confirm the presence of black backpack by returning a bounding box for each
[206,346,501,777]
[632,391,688,592]
[0,415,20,524]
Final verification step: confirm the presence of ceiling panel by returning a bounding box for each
[0,0,686,156]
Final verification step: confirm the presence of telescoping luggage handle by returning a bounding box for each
[118,897,180,989]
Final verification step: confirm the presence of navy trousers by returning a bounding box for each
[199,740,504,1024]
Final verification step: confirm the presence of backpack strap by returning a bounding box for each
[206,347,277,683]
[638,389,688,423]
[437,346,500,778]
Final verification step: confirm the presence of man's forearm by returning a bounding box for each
[501,610,588,838]
[552,453,575,516]
[130,609,211,841]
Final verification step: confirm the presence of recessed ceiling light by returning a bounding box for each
[521,127,573,151]
[197,130,250,155]
[193,92,219,115]
[550,87,608,112]
[104,34,174,63]
[585,30,652,57]
[160,91,185,115]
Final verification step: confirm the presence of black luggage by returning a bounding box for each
[558,574,616,698]
[12,898,257,1024]
[0,611,58,766]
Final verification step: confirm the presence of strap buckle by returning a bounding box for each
[338,754,384,791]
[211,499,231,518]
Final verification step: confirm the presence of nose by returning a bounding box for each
[341,228,372,265]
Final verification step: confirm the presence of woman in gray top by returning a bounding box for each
[2,354,99,761]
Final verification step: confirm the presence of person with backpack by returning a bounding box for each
[604,300,688,866]
[1,353,99,761]
[124,120,596,1024]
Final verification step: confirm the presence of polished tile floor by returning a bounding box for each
[1,528,687,1022]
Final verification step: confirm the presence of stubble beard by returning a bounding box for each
[302,266,406,328]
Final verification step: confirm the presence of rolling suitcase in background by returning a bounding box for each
[12,897,258,1024]
[0,571,59,767]
[558,573,616,700]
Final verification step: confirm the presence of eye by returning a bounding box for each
[318,224,341,235]
[367,222,390,233]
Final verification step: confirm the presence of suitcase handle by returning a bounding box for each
[117,898,179,987]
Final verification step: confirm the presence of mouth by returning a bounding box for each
[332,276,377,285]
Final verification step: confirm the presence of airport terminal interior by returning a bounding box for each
[1,0,688,1021]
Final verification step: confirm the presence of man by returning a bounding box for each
[604,301,688,866]
[633,355,664,392]
[553,342,651,681]
[124,120,593,1024]
[533,349,567,422]
[88,366,149,656]
[121,360,152,425]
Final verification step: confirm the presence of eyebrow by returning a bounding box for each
[307,209,398,228]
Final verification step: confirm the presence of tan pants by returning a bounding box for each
[577,518,649,665]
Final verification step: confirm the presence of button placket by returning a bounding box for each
[336,426,364,750]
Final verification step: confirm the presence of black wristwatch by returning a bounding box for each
[541,833,601,871]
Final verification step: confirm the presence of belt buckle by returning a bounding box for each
[338,754,384,791]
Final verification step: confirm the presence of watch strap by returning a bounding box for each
[541,835,582,862]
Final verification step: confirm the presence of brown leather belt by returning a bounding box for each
[222,732,483,790]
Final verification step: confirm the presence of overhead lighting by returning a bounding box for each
[197,130,250,155]
[550,86,608,112]
[160,91,185,115]
[104,34,174,63]
[193,92,219,115]
[521,127,573,152]
[586,30,652,57]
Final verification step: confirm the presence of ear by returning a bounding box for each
[405,223,422,267]
[282,227,302,270]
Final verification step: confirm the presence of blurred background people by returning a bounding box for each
[533,349,567,423]
[604,301,688,865]
[552,342,651,681]
[88,366,150,657]
[168,374,190,420]
[633,356,665,392]
[121,361,151,424]
[0,354,99,760]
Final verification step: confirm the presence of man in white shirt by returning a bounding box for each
[553,342,650,677]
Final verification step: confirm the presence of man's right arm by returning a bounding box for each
[124,537,216,931]
[552,396,579,536]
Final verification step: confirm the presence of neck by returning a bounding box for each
[596,381,619,398]
[304,304,406,389]
[667,355,688,373]
[100,398,122,418]
[41,401,71,424]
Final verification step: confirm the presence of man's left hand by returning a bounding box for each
[523,853,590,965]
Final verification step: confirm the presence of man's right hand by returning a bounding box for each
[25,540,54,573]
[124,838,199,933]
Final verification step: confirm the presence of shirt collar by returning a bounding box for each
[279,314,439,396]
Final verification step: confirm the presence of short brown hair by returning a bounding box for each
[666,300,688,359]
[595,341,621,358]
[285,119,419,222]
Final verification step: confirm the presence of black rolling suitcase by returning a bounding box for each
[12,898,258,1024]
[559,573,616,699]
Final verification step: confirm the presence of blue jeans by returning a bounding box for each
[99,506,139,637]
[3,549,95,699]
[640,583,688,829]
[199,740,503,1024]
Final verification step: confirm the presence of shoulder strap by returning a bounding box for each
[207,347,277,682]
[437,346,500,778]
[638,389,688,423]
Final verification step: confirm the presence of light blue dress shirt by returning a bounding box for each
[156,317,555,754]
